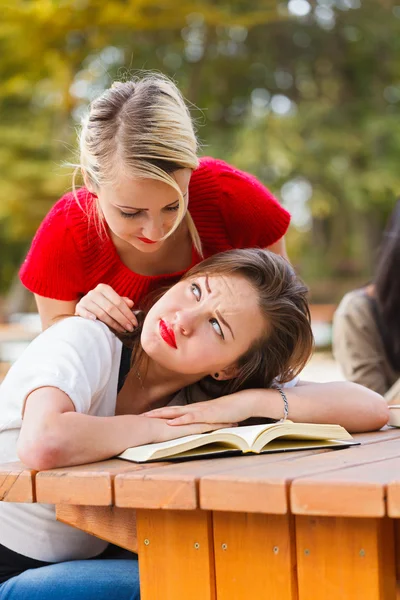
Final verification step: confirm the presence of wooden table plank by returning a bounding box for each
[0,461,37,502]
[114,449,328,510]
[36,460,162,505]
[291,455,400,517]
[352,427,400,443]
[386,476,400,518]
[200,436,400,514]
[32,429,400,509]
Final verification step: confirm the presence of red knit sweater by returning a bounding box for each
[20,157,290,303]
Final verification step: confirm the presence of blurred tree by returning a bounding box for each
[1,0,400,303]
[0,0,281,294]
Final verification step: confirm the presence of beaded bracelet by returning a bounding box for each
[276,385,289,421]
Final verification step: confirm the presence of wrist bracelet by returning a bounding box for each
[276,385,289,421]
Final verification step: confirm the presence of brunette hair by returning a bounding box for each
[374,199,400,370]
[119,248,314,393]
[73,73,202,254]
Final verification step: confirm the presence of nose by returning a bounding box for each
[141,216,165,241]
[174,307,201,336]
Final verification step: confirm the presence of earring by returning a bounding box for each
[214,373,219,378]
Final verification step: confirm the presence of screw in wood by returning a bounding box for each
[273,546,279,554]
[194,542,200,549]
[359,549,366,557]
[304,549,310,556]
[221,543,228,550]
[144,539,150,546]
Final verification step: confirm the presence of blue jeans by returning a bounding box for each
[0,557,140,600]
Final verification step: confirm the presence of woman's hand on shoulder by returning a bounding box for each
[75,284,138,333]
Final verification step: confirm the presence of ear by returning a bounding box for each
[211,364,239,381]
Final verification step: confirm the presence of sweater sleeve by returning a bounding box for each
[19,198,86,301]
[218,165,291,248]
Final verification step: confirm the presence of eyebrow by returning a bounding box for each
[117,191,188,211]
[205,275,235,340]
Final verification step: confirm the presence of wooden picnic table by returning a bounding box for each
[2,428,400,600]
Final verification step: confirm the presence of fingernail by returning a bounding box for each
[126,324,134,332]
[89,314,97,321]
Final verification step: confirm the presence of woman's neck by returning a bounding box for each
[116,353,206,416]
[140,355,205,398]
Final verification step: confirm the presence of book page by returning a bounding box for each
[226,423,280,447]
[254,422,353,452]
[118,427,250,462]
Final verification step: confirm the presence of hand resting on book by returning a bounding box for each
[143,391,271,426]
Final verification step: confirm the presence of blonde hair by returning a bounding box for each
[74,73,202,254]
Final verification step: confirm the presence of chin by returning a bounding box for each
[141,331,198,375]
[140,325,166,359]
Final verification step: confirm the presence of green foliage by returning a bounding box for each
[1,0,399,298]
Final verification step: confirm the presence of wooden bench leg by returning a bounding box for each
[212,512,298,600]
[295,515,396,600]
[136,508,216,600]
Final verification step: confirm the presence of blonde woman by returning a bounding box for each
[20,73,290,334]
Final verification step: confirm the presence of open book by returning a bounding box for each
[118,421,356,463]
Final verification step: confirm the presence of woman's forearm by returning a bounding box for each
[248,381,389,433]
[18,410,158,470]
[18,387,228,470]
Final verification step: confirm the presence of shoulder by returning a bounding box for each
[18,318,121,373]
[193,157,280,204]
[43,316,120,355]
[333,288,379,347]
[190,157,290,247]
[34,318,122,379]
[39,188,93,230]
[0,318,122,416]
[24,189,93,245]
[19,188,102,299]
[334,289,372,322]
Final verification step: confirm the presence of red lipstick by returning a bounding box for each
[138,237,157,244]
[159,319,177,349]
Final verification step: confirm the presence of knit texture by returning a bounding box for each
[20,157,290,303]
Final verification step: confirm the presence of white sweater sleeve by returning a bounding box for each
[0,317,120,416]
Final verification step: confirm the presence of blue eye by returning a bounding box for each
[191,281,224,339]
[210,318,223,338]
[191,283,201,300]
[165,204,179,212]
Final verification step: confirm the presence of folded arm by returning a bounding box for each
[145,380,389,434]
[18,387,232,470]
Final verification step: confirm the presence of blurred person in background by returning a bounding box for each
[333,200,400,404]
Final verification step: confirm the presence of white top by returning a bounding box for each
[0,316,298,563]
[0,317,122,562]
